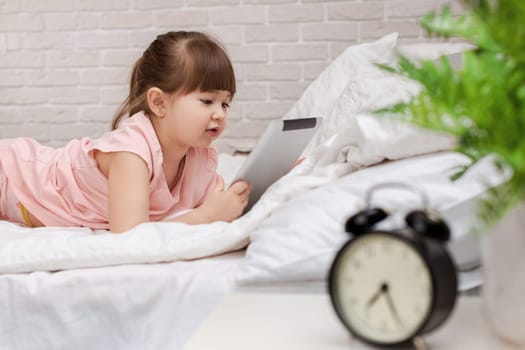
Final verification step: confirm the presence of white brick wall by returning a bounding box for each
[0,0,462,151]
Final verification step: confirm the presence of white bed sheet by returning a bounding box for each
[0,250,244,350]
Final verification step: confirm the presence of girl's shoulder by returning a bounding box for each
[87,112,160,174]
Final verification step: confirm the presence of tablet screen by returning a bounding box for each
[232,117,322,213]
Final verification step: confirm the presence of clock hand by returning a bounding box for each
[384,285,404,327]
[366,282,390,310]
[366,284,383,309]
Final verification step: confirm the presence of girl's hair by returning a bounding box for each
[112,31,236,130]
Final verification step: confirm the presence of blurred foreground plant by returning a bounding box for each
[379,0,525,226]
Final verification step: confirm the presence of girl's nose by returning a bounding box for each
[212,106,226,120]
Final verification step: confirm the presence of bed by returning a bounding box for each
[0,34,499,349]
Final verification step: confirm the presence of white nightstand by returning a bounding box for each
[182,292,515,350]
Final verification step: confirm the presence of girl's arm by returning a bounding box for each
[100,151,250,230]
[168,177,251,225]
[105,151,150,233]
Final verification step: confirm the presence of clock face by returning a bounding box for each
[331,232,433,344]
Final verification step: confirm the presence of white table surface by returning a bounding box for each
[182,292,517,350]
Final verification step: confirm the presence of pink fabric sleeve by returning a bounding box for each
[86,120,156,176]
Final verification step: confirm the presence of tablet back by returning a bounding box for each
[233,117,322,213]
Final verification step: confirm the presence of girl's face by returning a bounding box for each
[158,89,231,150]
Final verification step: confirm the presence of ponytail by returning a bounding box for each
[111,57,148,130]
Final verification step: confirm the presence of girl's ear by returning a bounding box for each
[146,87,167,118]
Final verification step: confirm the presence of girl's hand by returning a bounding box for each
[198,178,252,222]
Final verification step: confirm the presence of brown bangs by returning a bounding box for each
[177,37,236,97]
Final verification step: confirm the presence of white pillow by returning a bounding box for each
[293,50,454,171]
[285,33,398,120]
[235,153,502,285]
[285,33,399,154]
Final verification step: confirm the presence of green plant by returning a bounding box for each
[379,0,525,226]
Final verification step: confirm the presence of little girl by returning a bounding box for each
[0,31,251,233]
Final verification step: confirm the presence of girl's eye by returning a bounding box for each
[200,99,212,105]
[222,103,230,109]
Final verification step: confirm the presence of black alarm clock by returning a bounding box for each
[328,182,457,348]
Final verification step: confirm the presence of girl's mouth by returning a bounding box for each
[206,127,220,138]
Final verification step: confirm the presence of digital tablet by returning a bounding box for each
[232,117,323,213]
